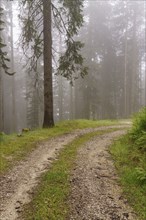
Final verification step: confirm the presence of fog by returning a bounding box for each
[0,0,145,134]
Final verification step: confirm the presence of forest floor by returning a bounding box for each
[0,124,137,220]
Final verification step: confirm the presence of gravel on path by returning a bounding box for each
[69,130,137,220]
[0,125,131,220]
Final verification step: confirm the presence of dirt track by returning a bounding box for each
[0,125,136,220]
[69,130,137,220]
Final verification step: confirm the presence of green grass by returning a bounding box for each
[21,128,118,220]
[0,119,119,174]
[110,135,146,220]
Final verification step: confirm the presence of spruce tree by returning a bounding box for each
[19,0,87,127]
[0,7,14,76]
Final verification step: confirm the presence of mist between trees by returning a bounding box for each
[0,0,145,134]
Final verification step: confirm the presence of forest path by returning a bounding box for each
[69,130,137,220]
[0,125,133,220]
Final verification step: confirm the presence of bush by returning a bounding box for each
[130,107,146,141]
[0,132,5,142]
[130,107,146,152]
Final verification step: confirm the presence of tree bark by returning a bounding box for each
[10,2,17,132]
[0,71,4,132]
[144,1,146,107]
[43,0,54,127]
[0,0,4,132]
[124,25,128,118]
[58,75,63,120]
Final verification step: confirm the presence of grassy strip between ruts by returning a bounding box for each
[21,128,120,220]
[110,135,146,220]
[0,119,119,174]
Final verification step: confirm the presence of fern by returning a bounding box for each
[135,132,146,151]
[135,167,146,184]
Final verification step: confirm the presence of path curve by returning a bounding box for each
[0,125,130,220]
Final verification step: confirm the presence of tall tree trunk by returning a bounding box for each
[70,85,74,120]
[58,35,63,121]
[58,75,63,120]
[10,2,16,132]
[145,0,146,107]
[145,1,146,106]
[145,64,146,106]
[0,0,4,132]
[145,62,146,106]
[43,0,54,127]
[0,71,4,132]
[124,25,128,118]
[131,8,139,113]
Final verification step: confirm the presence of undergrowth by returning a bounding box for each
[0,119,118,174]
[130,107,146,152]
[110,107,146,219]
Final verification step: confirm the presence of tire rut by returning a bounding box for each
[69,130,137,220]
